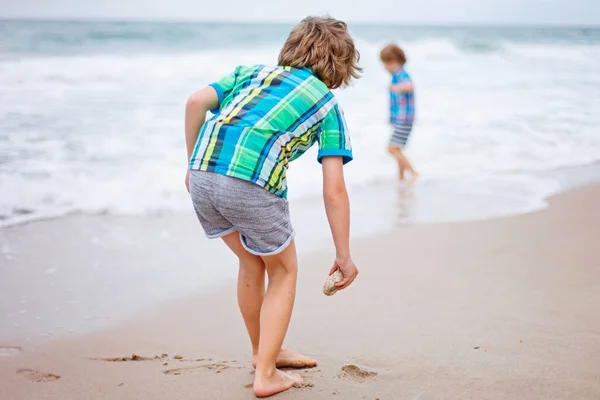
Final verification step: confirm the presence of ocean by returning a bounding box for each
[2,20,600,344]
[1,20,600,227]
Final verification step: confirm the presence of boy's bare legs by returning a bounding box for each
[388,145,418,183]
[237,256,265,355]
[251,240,301,397]
[398,160,406,181]
[221,232,316,368]
[221,233,313,397]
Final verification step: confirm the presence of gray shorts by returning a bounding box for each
[188,170,295,256]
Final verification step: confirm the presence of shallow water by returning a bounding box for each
[1,21,600,226]
[1,163,599,346]
[2,21,600,345]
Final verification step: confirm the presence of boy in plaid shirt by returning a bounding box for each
[184,16,360,397]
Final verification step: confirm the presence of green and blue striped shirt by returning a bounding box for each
[189,65,353,198]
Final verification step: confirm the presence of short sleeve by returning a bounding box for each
[392,70,411,85]
[208,67,239,114]
[399,70,412,83]
[317,104,353,164]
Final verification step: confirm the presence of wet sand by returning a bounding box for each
[1,186,599,399]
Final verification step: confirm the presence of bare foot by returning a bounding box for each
[252,349,317,369]
[399,168,405,181]
[408,172,419,185]
[253,369,302,398]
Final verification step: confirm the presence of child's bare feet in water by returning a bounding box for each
[408,171,419,185]
[254,369,303,398]
[252,349,317,369]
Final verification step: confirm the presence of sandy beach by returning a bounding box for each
[1,184,599,400]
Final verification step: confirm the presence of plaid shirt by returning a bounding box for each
[189,65,352,198]
[390,68,415,124]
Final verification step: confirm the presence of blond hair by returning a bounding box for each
[380,44,407,65]
[278,16,361,89]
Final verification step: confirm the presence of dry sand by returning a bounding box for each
[1,186,599,400]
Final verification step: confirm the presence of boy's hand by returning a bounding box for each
[185,170,190,193]
[330,257,359,290]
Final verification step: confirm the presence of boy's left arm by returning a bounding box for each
[184,87,219,191]
[185,67,243,191]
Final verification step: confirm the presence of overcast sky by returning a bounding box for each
[1,0,599,25]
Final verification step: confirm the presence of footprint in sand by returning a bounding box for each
[90,353,168,362]
[292,381,314,388]
[91,353,239,376]
[17,369,61,382]
[163,362,241,376]
[338,364,377,382]
[0,345,22,356]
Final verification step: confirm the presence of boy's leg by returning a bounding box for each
[220,232,316,370]
[388,145,406,180]
[403,152,419,184]
[253,240,301,397]
[388,145,418,183]
[221,232,265,354]
[398,158,406,181]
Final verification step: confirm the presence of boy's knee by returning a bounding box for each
[264,256,298,278]
[261,240,298,277]
[388,146,403,158]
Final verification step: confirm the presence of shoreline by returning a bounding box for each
[2,162,600,231]
[2,175,600,346]
[1,184,599,399]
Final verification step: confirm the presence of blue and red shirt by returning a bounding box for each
[390,68,415,124]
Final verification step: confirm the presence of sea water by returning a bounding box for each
[2,21,600,344]
[1,21,600,227]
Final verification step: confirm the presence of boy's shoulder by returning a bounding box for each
[394,68,411,79]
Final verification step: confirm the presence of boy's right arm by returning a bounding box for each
[184,87,219,192]
[322,156,359,290]
[390,82,414,93]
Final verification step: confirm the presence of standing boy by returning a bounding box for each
[184,16,360,398]
[380,44,418,183]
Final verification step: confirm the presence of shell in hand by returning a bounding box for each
[323,270,344,296]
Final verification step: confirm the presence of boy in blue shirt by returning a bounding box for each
[380,44,418,183]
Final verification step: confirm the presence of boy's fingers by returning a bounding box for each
[335,272,356,289]
[334,272,350,287]
[335,277,349,288]
[337,277,353,290]
[344,271,358,289]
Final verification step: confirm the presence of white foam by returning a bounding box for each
[1,39,600,226]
